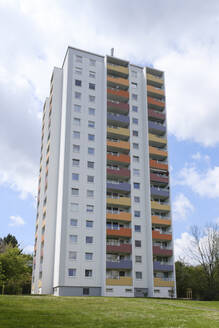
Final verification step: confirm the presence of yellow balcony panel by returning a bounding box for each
[107,140,130,152]
[107,76,129,88]
[151,201,170,212]
[149,133,167,146]
[42,219,46,228]
[147,73,164,86]
[106,212,131,222]
[38,280,42,288]
[106,277,132,286]
[107,127,130,139]
[147,85,165,97]
[107,63,129,76]
[43,206,46,214]
[154,278,174,287]
[151,216,171,226]
[149,146,167,159]
[107,197,131,207]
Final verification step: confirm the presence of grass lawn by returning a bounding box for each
[0,296,219,328]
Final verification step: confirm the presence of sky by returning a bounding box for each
[0,0,219,261]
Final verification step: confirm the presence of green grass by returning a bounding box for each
[0,296,219,328]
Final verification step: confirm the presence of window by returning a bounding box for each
[88,147,95,155]
[133,169,140,176]
[106,288,113,292]
[134,183,140,189]
[83,288,89,295]
[88,134,95,141]
[74,104,81,112]
[87,175,94,183]
[132,82,137,88]
[70,203,79,212]
[73,118,80,126]
[75,92,81,99]
[136,272,142,279]
[73,144,80,153]
[135,225,141,232]
[134,196,140,203]
[133,130,138,137]
[72,188,79,196]
[90,59,96,66]
[89,71,95,78]
[87,161,94,168]
[133,143,139,149]
[69,235,77,243]
[72,173,79,181]
[86,220,93,227]
[87,190,94,198]
[88,120,95,128]
[85,269,92,277]
[131,70,137,78]
[89,83,95,90]
[134,211,140,218]
[133,156,139,163]
[85,252,93,260]
[68,268,76,277]
[76,55,82,63]
[154,289,160,294]
[87,205,94,212]
[135,240,141,247]
[89,95,95,102]
[69,251,77,260]
[75,67,82,75]
[88,107,95,115]
[73,131,80,139]
[132,105,138,112]
[86,236,93,243]
[75,80,82,87]
[132,118,138,125]
[135,256,142,263]
[70,219,78,227]
[72,159,80,167]
[132,94,138,101]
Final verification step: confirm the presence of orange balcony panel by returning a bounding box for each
[107,76,129,88]
[106,212,131,222]
[147,97,165,109]
[41,234,45,243]
[149,146,168,158]
[154,278,174,287]
[107,88,129,100]
[107,228,132,238]
[152,230,172,241]
[42,220,46,228]
[107,153,130,164]
[150,159,168,171]
[147,85,165,96]
[107,140,130,151]
[152,216,171,226]
[106,277,132,286]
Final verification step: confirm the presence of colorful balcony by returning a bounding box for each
[151,216,171,226]
[149,134,167,147]
[38,280,42,288]
[147,85,165,97]
[107,228,132,238]
[107,182,131,193]
[106,277,132,286]
[107,113,129,127]
[148,121,166,135]
[106,212,131,222]
[150,160,168,171]
[107,168,130,179]
[106,260,132,269]
[148,109,165,122]
[151,186,169,199]
[154,278,174,287]
[153,261,173,272]
[107,101,129,115]
[41,234,45,243]
[153,246,173,256]
[107,63,129,77]
[150,173,169,184]
[147,73,164,86]
[147,97,165,110]
[107,127,130,139]
[107,244,132,254]
[107,75,129,89]
[149,146,167,160]
[107,197,131,207]
[107,140,130,153]
[151,201,170,212]
[107,88,129,102]
[107,153,130,165]
[152,230,172,241]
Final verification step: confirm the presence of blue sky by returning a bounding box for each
[0,0,219,260]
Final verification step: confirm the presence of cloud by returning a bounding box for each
[214,218,219,225]
[174,232,196,264]
[9,215,25,226]
[192,152,201,161]
[172,193,194,221]
[23,244,34,254]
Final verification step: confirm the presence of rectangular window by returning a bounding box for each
[83,288,89,295]
[133,130,138,137]
[134,196,140,203]
[73,118,80,126]
[88,107,95,115]
[88,147,95,155]
[85,269,92,277]
[89,71,95,78]
[88,134,95,141]
[89,83,95,90]
[133,169,140,176]
[73,131,80,139]
[134,182,140,189]
[72,159,80,167]
[87,175,94,183]
[85,252,93,260]
[70,219,78,227]
[70,203,79,212]
[86,205,94,212]
[132,94,138,101]
[75,67,82,75]
[133,143,139,149]
[89,95,95,102]
[133,156,139,163]
[71,188,79,196]
[135,271,142,279]
[73,144,80,153]
[89,59,96,66]
[86,236,93,243]
[132,118,138,125]
[72,173,79,181]
[135,256,142,263]
[131,82,137,89]
[88,120,95,128]
[68,268,76,277]
[135,225,141,232]
[75,91,81,99]
[135,240,141,247]
[86,220,93,228]
[76,55,82,63]
[75,80,82,87]
[134,211,140,218]
[132,105,138,112]
[74,104,81,112]
[69,234,77,243]
[69,251,77,260]
[87,190,94,198]
[87,161,94,168]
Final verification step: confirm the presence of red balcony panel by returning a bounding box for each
[107,88,129,99]
[150,173,169,184]
[152,230,172,241]
[148,109,165,121]
[153,246,173,256]
[107,101,129,114]
[107,168,130,178]
[150,159,168,171]
[106,244,132,254]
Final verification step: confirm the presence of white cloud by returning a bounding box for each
[192,152,201,160]
[214,218,219,225]
[23,244,34,254]
[9,215,25,226]
[172,193,194,221]
[174,232,196,264]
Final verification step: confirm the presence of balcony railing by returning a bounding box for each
[147,96,165,110]
[107,101,129,115]
[106,260,132,269]
[151,186,169,199]
[107,182,131,193]
[107,228,132,238]
[107,197,131,207]
[154,277,174,287]
[150,159,168,171]
[153,261,174,272]
[107,113,129,128]
[151,201,170,212]
[106,244,132,253]
[153,246,173,256]
[150,172,169,184]
[148,121,166,135]
[106,277,132,286]
[106,211,131,222]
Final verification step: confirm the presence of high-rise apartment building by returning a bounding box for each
[32,47,176,298]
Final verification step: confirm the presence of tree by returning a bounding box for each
[3,234,19,248]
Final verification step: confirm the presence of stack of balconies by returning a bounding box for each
[146,67,174,288]
[106,57,132,286]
